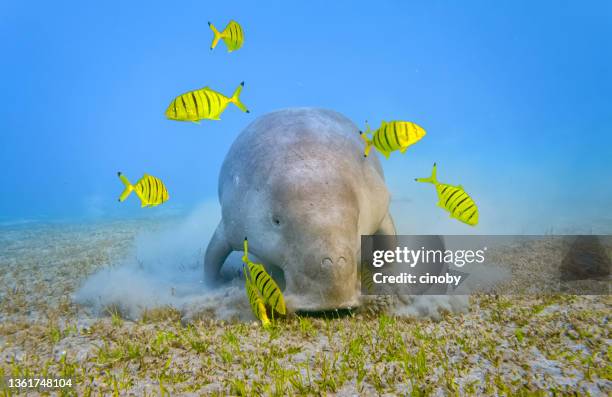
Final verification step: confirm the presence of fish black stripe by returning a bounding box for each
[269,291,279,308]
[385,124,396,147]
[148,179,153,200]
[173,100,177,118]
[191,92,199,117]
[233,23,240,46]
[454,196,469,212]
[175,95,185,116]
[146,178,152,202]
[402,123,409,142]
[150,177,157,202]
[203,90,211,116]
[261,278,271,296]
[230,23,236,45]
[441,187,455,203]
[152,178,158,202]
[180,96,188,116]
[224,24,231,46]
[269,296,279,312]
[393,124,400,148]
[444,190,460,207]
[254,267,264,284]
[263,280,275,296]
[449,192,467,208]
[461,204,475,215]
[381,129,391,151]
[440,186,449,195]
[377,132,387,152]
[209,91,218,116]
[467,209,478,223]
[155,178,163,202]
[236,24,243,43]
[214,91,222,113]
[266,288,279,306]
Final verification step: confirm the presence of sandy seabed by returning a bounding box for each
[0,218,610,396]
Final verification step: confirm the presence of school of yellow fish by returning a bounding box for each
[114,18,480,325]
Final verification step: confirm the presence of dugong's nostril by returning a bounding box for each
[337,256,347,266]
[321,257,333,268]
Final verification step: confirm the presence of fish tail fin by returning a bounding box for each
[415,163,438,185]
[242,237,250,264]
[230,82,249,113]
[208,22,222,50]
[360,130,373,157]
[117,172,134,202]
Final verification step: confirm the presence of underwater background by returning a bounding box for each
[1,3,611,394]
[1,0,611,234]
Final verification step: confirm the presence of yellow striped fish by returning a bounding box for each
[360,120,426,158]
[415,163,479,226]
[117,172,169,208]
[242,238,286,327]
[165,82,249,123]
[208,20,244,52]
[244,269,271,328]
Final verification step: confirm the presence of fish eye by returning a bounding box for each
[272,215,281,226]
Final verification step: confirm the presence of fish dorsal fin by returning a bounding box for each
[380,120,387,127]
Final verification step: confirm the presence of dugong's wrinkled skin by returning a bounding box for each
[204,108,396,311]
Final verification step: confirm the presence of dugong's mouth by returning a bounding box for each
[271,255,361,312]
[283,291,361,313]
[293,307,357,318]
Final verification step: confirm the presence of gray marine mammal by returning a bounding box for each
[204,108,396,311]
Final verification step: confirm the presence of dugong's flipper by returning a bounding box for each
[375,212,396,236]
[204,222,232,284]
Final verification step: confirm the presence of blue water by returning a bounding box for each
[1,1,611,234]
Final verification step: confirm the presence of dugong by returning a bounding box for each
[204,108,396,311]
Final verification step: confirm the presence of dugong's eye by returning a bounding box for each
[271,215,281,226]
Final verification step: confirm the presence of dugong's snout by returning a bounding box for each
[282,247,361,312]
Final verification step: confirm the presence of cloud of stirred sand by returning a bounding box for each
[75,201,251,320]
[74,200,470,321]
